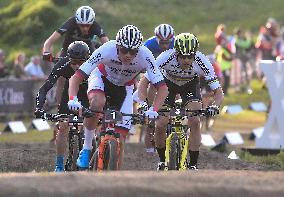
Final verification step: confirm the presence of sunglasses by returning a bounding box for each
[70,59,85,65]
[178,53,195,60]
[78,24,92,28]
[119,47,138,55]
[159,40,171,45]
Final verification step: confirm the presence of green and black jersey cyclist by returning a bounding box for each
[35,41,90,172]
[138,33,224,170]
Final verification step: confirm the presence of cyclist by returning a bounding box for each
[35,41,90,172]
[144,24,175,58]
[138,33,224,170]
[67,25,168,169]
[42,5,109,143]
[137,24,175,153]
[42,6,109,59]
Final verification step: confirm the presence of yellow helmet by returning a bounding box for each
[174,33,199,55]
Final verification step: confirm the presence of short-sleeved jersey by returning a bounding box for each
[147,49,220,90]
[57,16,107,53]
[144,36,174,58]
[76,40,165,87]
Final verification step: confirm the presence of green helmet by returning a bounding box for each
[174,33,199,55]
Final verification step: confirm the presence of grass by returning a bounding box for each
[240,150,284,170]
[0,130,52,143]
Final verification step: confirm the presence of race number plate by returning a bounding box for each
[104,110,123,122]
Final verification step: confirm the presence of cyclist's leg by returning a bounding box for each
[55,121,68,171]
[155,78,176,166]
[182,77,202,168]
[111,84,132,169]
[144,83,157,152]
[77,69,106,168]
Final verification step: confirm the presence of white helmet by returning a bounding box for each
[75,6,95,25]
[116,25,143,49]
[154,24,174,41]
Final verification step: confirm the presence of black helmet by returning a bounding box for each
[67,41,90,60]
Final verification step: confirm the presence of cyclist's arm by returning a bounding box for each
[55,77,66,105]
[144,52,168,111]
[211,87,224,107]
[36,65,62,109]
[43,31,61,53]
[69,74,83,98]
[68,45,105,97]
[197,52,224,107]
[137,75,151,102]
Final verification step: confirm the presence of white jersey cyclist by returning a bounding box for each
[145,49,221,90]
[76,40,164,87]
[74,40,165,130]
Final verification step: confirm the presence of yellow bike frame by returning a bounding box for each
[165,116,189,170]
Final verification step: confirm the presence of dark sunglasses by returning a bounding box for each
[70,59,85,65]
[159,40,171,45]
[78,24,92,28]
[119,47,138,55]
[178,53,195,60]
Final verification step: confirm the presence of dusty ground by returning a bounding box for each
[0,142,283,196]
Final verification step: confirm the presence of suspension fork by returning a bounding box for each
[179,132,189,170]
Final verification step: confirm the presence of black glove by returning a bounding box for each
[206,105,220,117]
[42,52,53,62]
[34,108,45,119]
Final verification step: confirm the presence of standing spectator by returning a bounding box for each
[13,52,27,79]
[255,18,279,61]
[234,28,254,93]
[0,49,9,78]
[215,24,227,45]
[24,56,46,80]
[275,27,284,61]
[215,38,234,95]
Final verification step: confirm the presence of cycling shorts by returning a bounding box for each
[88,68,134,132]
[164,77,202,107]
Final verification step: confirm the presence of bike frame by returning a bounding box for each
[165,114,189,170]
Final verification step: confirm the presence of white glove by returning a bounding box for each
[144,107,158,119]
[138,101,148,112]
[206,105,220,117]
[68,96,82,111]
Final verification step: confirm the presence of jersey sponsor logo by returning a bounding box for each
[146,57,156,74]
[110,59,122,65]
[195,56,210,75]
[88,53,103,65]
[108,66,138,77]
[159,53,176,70]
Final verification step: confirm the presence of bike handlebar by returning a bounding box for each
[158,108,209,117]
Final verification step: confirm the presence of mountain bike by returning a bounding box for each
[42,113,84,171]
[159,100,208,171]
[83,107,145,171]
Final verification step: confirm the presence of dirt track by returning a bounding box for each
[0,142,283,196]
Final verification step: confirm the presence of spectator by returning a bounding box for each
[215,24,227,45]
[234,28,254,93]
[215,37,234,95]
[13,52,27,79]
[275,27,284,61]
[0,49,9,78]
[255,18,280,61]
[24,55,46,80]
